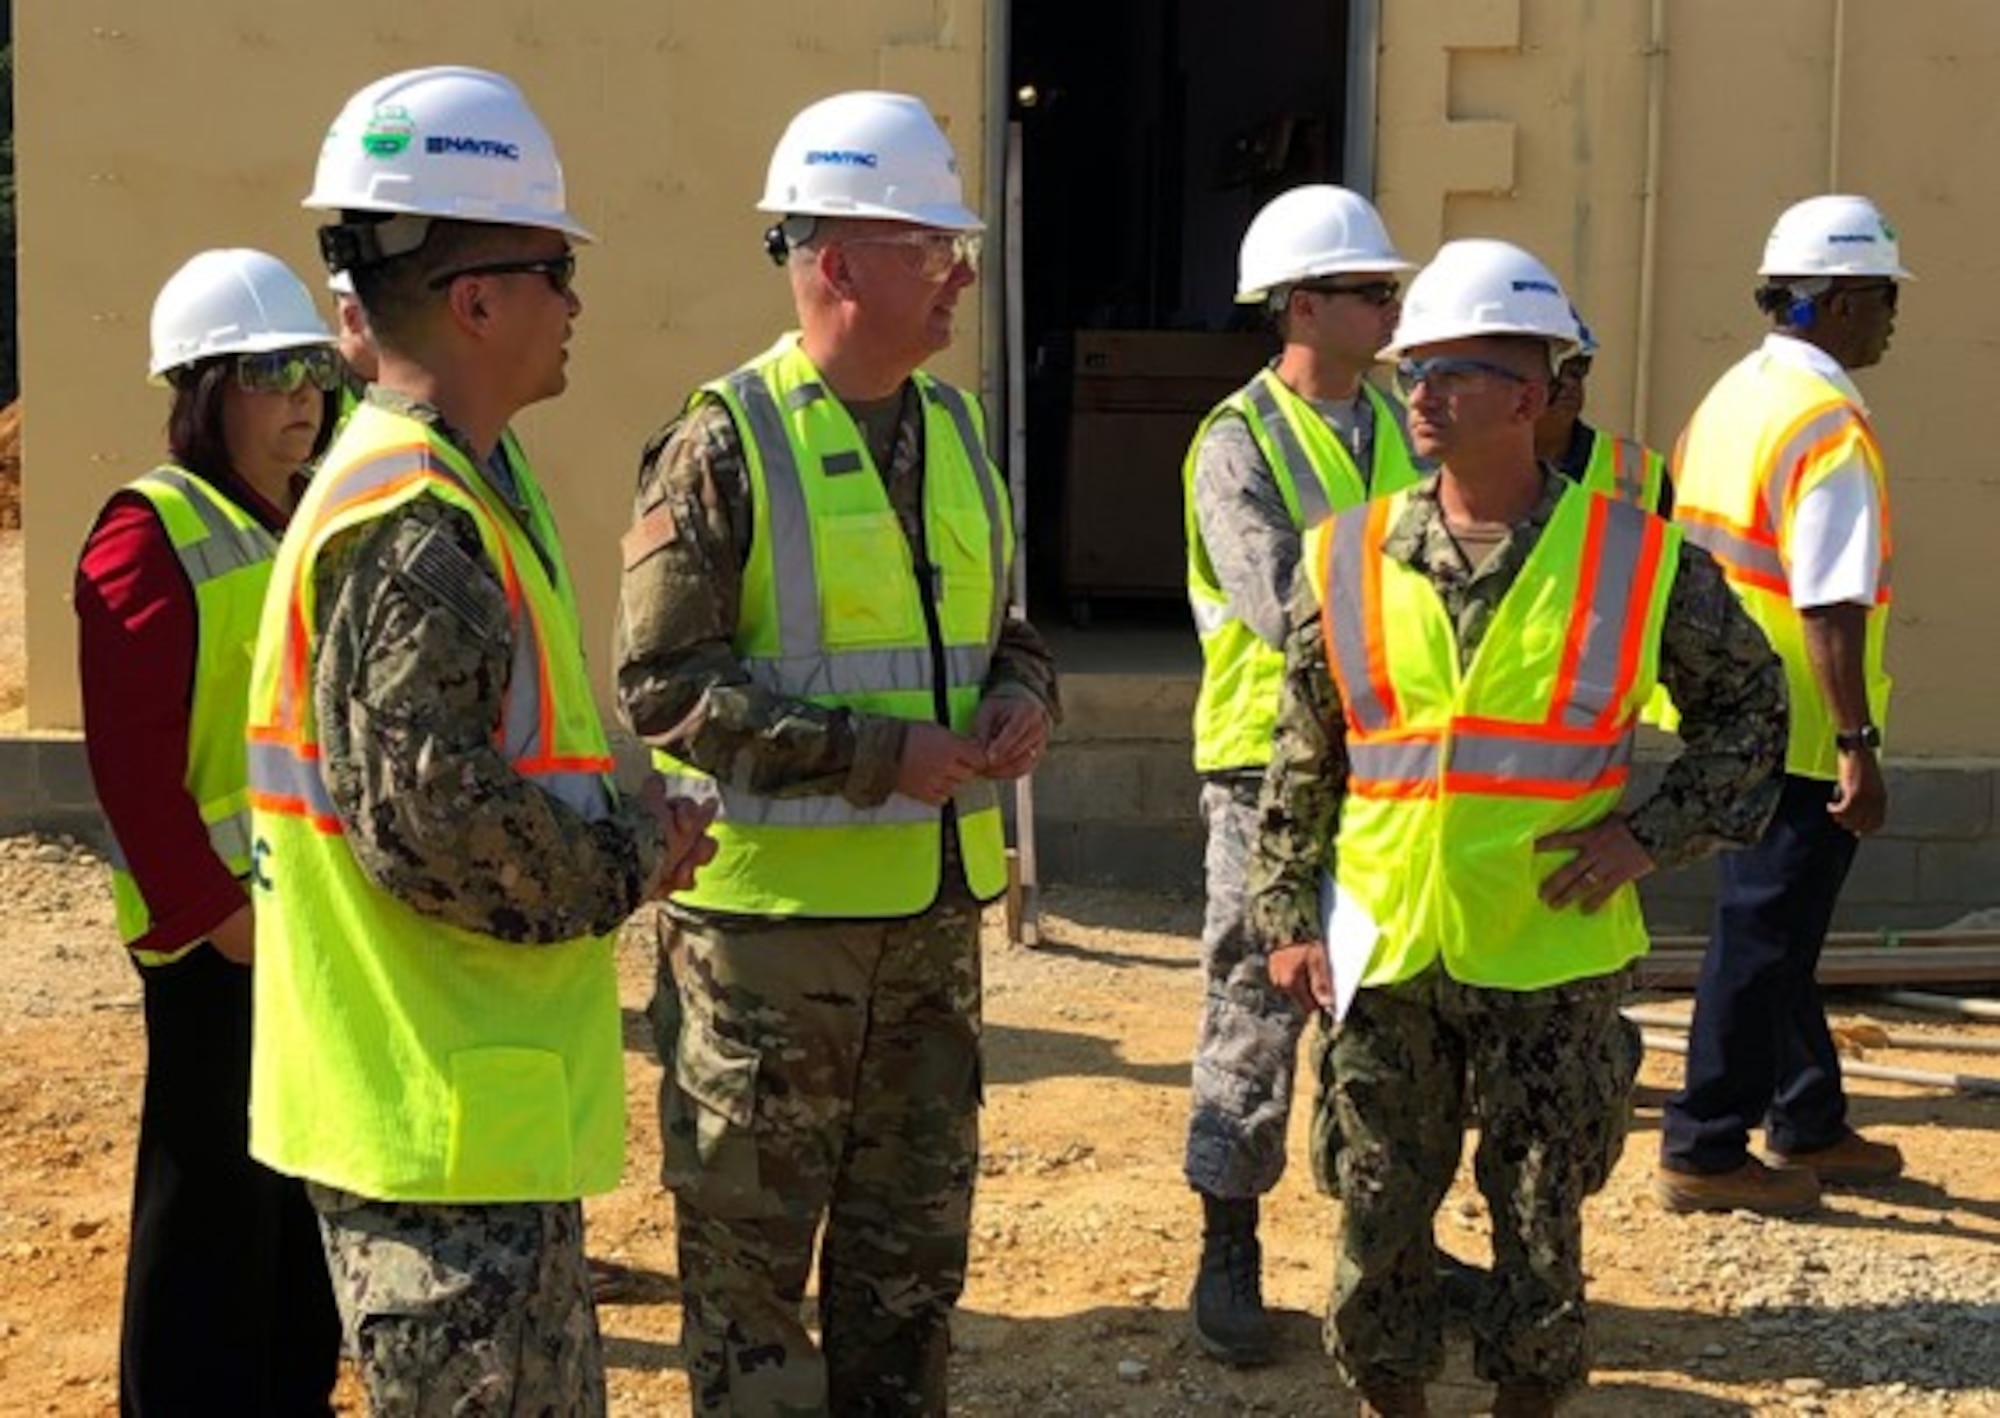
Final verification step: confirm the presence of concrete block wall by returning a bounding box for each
[8,724,1997,933]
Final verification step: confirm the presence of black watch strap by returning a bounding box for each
[1835,724,1882,752]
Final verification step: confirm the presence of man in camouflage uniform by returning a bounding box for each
[1181,184,1421,1365]
[1249,240,1784,1417]
[247,68,713,1415]
[613,92,1058,1414]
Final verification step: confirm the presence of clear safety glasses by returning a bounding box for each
[1394,356,1531,400]
[843,230,983,282]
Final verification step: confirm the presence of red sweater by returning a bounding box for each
[74,470,290,960]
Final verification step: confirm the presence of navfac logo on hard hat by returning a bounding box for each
[805,149,879,168]
[425,135,522,161]
[361,106,416,159]
[1512,278,1559,294]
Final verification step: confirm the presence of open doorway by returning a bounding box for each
[1008,0,1355,629]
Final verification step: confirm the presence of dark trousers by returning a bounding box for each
[1661,775,1858,1173]
[120,944,340,1417]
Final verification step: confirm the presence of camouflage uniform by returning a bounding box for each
[1186,397,1392,1198]
[1249,469,1786,1394]
[614,382,1058,1414]
[307,389,659,1412]
[310,1184,603,1417]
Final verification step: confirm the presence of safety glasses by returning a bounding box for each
[1394,356,1531,399]
[427,250,578,296]
[1296,278,1402,307]
[235,346,344,395]
[1842,279,1899,312]
[843,230,983,282]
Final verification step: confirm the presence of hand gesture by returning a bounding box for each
[971,698,1051,780]
[894,723,989,805]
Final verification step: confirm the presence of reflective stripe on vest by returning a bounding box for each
[1673,351,1892,779]
[661,338,1013,916]
[108,467,276,964]
[1184,373,1423,773]
[1307,481,1679,991]
[1583,431,1667,512]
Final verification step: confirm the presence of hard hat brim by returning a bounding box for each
[146,332,338,384]
[753,196,985,233]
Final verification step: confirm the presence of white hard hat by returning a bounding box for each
[303,66,592,242]
[1381,239,1581,364]
[757,91,982,231]
[148,249,334,382]
[1758,194,1911,280]
[1235,184,1414,303]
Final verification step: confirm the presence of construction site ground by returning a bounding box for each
[1,827,1997,1416]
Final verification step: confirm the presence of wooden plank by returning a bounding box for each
[1650,929,2000,953]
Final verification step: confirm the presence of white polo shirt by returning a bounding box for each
[1762,333,1885,610]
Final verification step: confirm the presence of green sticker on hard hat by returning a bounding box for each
[362,106,415,159]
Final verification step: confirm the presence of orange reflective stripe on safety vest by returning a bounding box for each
[1322,490,1665,800]
[248,440,613,832]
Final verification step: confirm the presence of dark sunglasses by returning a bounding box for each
[235,347,344,395]
[1295,278,1402,307]
[427,251,578,296]
[1394,356,1530,399]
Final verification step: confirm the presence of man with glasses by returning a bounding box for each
[1657,195,1910,1218]
[1179,183,1421,1366]
[612,90,1057,1413]
[1250,240,1784,1415]
[245,67,715,1414]
[1534,310,1672,515]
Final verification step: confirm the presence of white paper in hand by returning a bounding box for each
[1317,868,1378,1023]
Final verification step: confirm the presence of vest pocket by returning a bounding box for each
[446,1047,574,1199]
[818,512,923,647]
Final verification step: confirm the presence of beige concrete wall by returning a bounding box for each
[17,1,988,728]
[1375,0,2000,758]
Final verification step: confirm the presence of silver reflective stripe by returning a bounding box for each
[1189,596,1232,636]
[726,371,822,657]
[788,381,830,412]
[1448,729,1633,785]
[1610,438,1647,505]
[1325,509,1395,732]
[1682,520,1787,587]
[1244,377,1330,526]
[1760,404,1856,535]
[522,769,613,823]
[1348,731,1632,791]
[718,776,997,828]
[140,468,277,586]
[1348,739,1439,783]
[1558,499,1649,729]
[207,812,253,868]
[744,642,988,699]
[926,379,1011,645]
[248,739,338,821]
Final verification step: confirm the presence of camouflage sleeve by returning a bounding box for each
[1248,571,1349,945]
[1625,541,1788,871]
[312,498,656,944]
[611,400,907,807]
[980,614,1063,720]
[1193,413,1301,649]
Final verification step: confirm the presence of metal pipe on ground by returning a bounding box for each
[1637,1030,2000,1097]
[1875,990,2000,1023]
[1623,1007,2000,1057]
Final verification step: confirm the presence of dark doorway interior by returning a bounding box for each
[1009,0,1351,624]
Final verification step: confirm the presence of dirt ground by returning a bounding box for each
[1,836,1997,1416]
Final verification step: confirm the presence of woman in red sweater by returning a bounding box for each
[75,248,344,1416]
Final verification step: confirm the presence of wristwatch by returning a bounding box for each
[1834,724,1882,753]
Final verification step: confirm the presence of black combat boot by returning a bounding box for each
[1190,1192,1272,1366]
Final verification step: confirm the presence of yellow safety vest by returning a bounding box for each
[245,402,624,1203]
[1581,428,1669,513]
[659,336,1014,918]
[102,467,273,965]
[1306,482,1680,991]
[1673,351,1892,780]
[1186,373,1422,773]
